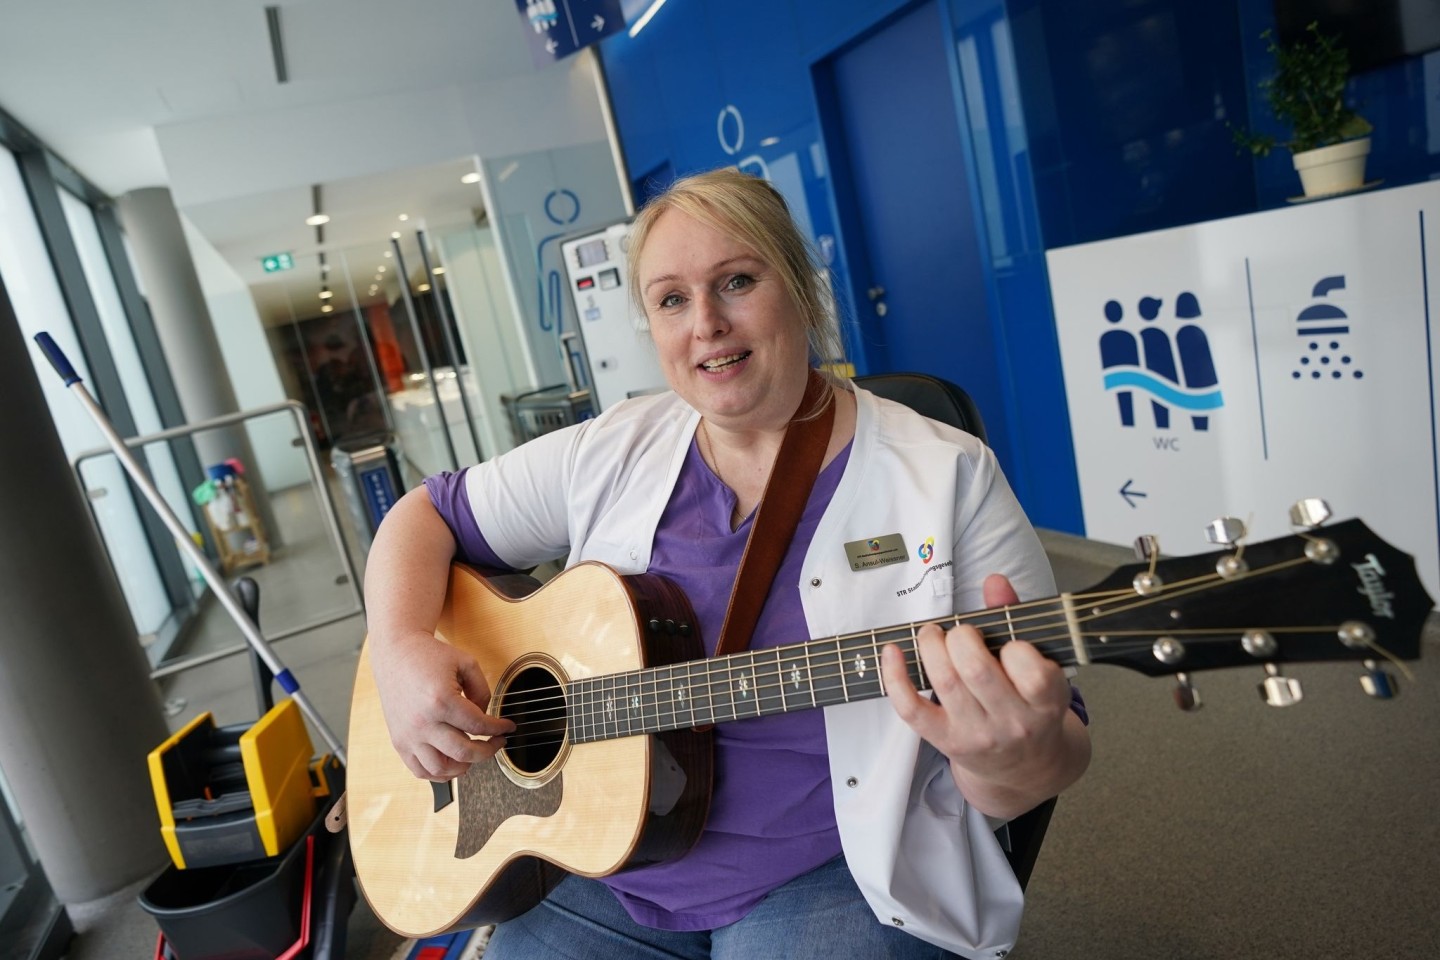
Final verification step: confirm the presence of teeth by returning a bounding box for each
[701,352,748,371]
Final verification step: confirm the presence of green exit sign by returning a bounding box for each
[261,252,294,273]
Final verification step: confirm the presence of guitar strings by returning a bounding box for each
[493,592,1105,726]
[492,558,1318,736]
[493,559,1277,724]
[490,555,1363,748]
[493,618,1366,751]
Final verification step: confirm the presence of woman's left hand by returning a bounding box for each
[880,573,1090,819]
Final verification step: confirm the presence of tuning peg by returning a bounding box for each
[1360,659,1399,700]
[1204,516,1247,546]
[1131,535,1164,594]
[1133,535,1160,561]
[1204,517,1249,578]
[1172,672,1202,712]
[1289,498,1333,529]
[1259,663,1303,707]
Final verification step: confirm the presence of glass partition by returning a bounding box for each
[248,157,539,482]
[0,145,173,646]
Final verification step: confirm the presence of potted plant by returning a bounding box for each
[1233,21,1373,199]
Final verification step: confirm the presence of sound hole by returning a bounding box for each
[498,665,567,776]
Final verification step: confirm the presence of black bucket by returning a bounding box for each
[139,822,315,959]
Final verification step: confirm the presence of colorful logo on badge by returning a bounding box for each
[917,537,935,564]
[867,539,881,551]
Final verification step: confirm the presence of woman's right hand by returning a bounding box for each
[369,629,516,782]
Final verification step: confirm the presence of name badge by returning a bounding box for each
[844,534,908,572]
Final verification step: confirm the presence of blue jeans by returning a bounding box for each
[483,856,960,959]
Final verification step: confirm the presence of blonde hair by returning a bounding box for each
[626,168,845,371]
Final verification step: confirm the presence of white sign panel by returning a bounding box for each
[1047,180,1440,599]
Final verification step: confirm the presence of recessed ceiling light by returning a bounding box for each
[461,172,481,184]
[305,214,330,226]
[432,266,445,275]
[318,288,333,300]
[398,213,409,221]
[390,231,401,240]
[377,265,386,273]
[384,251,392,258]
[418,283,431,292]
[321,304,333,313]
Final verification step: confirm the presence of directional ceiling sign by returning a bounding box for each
[261,252,294,273]
[514,0,625,69]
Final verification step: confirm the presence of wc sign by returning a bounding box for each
[1098,291,1223,438]
[1046,179,1440,599]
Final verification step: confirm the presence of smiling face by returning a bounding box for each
[637,207,812,431]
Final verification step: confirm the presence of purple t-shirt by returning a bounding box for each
[426,438,852,930]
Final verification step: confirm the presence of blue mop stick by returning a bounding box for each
[34,332,348,766]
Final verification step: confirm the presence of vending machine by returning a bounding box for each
[560,220,668,413]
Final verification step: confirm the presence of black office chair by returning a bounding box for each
[852,371,1056,891]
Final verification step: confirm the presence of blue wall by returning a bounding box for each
[598,0,1440,535]
[601,0,1086,531]
[1009,0,1257,248]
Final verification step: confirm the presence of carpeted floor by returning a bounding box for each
[1016,530,1440,958]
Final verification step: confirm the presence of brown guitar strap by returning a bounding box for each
[711,369,836,661]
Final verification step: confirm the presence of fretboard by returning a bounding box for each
[566,599,1081,743]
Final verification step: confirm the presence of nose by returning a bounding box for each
[691,293,730,340]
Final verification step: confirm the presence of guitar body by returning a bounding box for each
[348,562,713,938]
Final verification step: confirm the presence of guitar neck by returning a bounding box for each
[566,598,1083,742]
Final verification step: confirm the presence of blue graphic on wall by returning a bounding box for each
[535,188,581,334]
[1100,293,1223,430]
[1292,275,1364,381]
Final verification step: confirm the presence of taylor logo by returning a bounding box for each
[867,539,882,551]
[1352,553,1396,619]
[917,537,935,564]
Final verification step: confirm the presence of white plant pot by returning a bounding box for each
[1292,137,1371,198]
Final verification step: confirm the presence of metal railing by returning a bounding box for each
[72,400,365,680]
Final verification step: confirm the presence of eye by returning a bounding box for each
[656,293,685,310]
[724,274,754,292]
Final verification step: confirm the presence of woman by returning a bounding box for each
[364,168,1090,958]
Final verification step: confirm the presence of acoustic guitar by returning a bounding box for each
[347,511,1431,938]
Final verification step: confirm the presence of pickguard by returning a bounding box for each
[453,759,563,860]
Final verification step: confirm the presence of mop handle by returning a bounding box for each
[34,332,348,766]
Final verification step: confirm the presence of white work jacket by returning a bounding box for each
[468,384,1056,958]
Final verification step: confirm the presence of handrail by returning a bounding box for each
[71,400,365,678]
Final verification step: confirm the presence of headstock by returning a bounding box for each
[1072,501,1431,708]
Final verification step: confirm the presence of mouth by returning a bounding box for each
[698,351,752,373]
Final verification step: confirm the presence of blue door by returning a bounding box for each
[820,0,1009,463]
